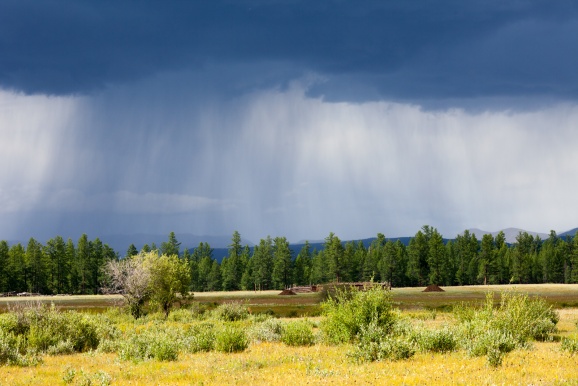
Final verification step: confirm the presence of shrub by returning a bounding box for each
[0,331,40,366]
[561,336,578,355]
[26,309,100,353]
[462,327,517,358]
[46,340,75,356]
[168,305,206,322]
[248,317,283,343]
[281,321,315,346]
[0,332,21,365]
[96,338,119,354]
[487,346,505,368]
[453,291,559,367]
[349,325,415,362]
[150,335,179,361]
[348,320,415,363]
[215,326,249,353]
[118,329,179,362]
[321,285,396,344]
[0,312,28,336]
[182,323,216,353]
[494,291,559,342]
[412,326,458,353]
[212,303,250,322]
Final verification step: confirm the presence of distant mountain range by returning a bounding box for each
[100,233,255,254]
[467,227,578,244]
[467,228,548,244]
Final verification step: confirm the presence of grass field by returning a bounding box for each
[3,339,578,386]
[3,283,578,314]
[1,284,578,385]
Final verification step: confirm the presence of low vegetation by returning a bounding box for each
[1,285,577,385]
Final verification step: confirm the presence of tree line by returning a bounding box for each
[1,227,578,294]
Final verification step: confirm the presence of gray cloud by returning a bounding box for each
[2,1,578,244]
[1,1,577,104]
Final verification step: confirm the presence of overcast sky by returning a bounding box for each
[1,1,578,245]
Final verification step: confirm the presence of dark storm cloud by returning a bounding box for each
[1,0,577,102]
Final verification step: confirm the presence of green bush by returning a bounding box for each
[212,303,250,322]
[248,317,283,343]
[493,291,558,342]
[168,305,206,323]
[462,327,517,358]
[150,336,179,361]
[46,340,75,356]
[486,346,505,368]
[182,323,216,353]
[412,326,458,353]
[27,309,100,353]
[0,312,29,336]
[281,321,315,346]
[96,338,119,354]
[321,285,396,344]
[215,326,249,353]
[561,336,578,355]
[0,332,21,365]
[348,320,415,363]
[455,291,558,345]
[0,330,40,366]
[118,329,179,362]
[452,291,559,367]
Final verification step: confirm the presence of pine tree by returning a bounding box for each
[571,235,578,283]
[89,238,103,294]
[427,228,446,285]
[0,240,9,292]
[161,231,181,257]
[240,255,254,290]
[75,234,91,294]
[252,237,273,290]
[407,229,429,286]
[65,238,76,293]
[454,230,478,285]
[363,242,380,282]
[443,241,456,286]
[207,260,222,291]
[310,249,328,284]
[477,233,496,285]
[191,242,213,263]
[126,244,138,258]
[272,237,292,289]
[7,243,26,292]
[197,255,214,291]
[44,236,67,294]
[221,231,245,291]
[352,241,367,282]
[510,232,534,284]
[324,232,344,282]
[26,238,48,293]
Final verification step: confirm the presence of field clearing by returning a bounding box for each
[2,285,578,384]
[2,340,578,385]
[0,295,122,311]
[391,283,578,310]
[2,284,578,313]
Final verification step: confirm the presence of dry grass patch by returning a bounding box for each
[3,342,578,385]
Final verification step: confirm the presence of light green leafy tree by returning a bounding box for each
[106,251,191,318]
[146,253,191,317]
